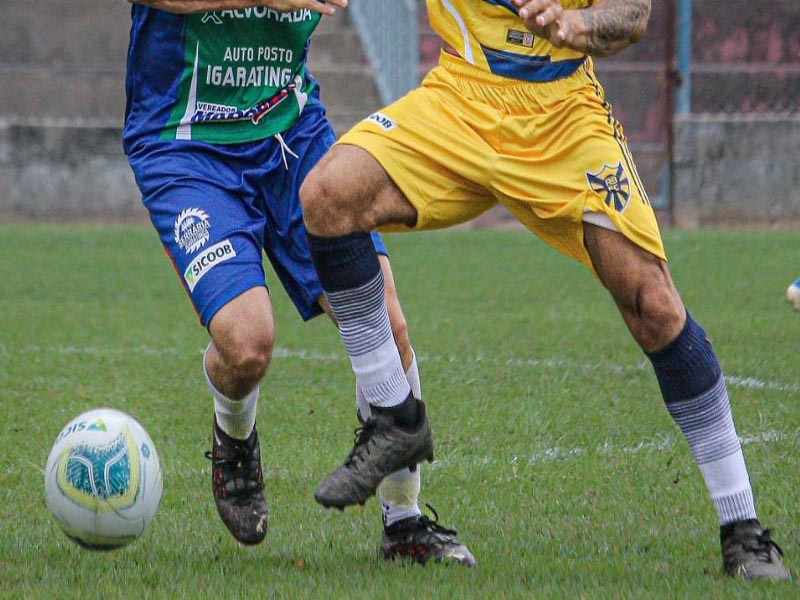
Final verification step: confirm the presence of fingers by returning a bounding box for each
[512,0,568,44]
[511,0,558,20]
[522,5,562,27]
[276,0,348,15]
[311,0,348,9]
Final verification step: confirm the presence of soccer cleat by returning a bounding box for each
[381,505,476,567]
[720,519,790,581]
[315,399,434,509]
[205,419,268,545]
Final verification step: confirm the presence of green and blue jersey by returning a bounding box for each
[124,7,321,146]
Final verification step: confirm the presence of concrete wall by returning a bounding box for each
[2,2,798,226]
[0,2,379,223]
[5,116,799,227]
[671,115,800,228]
[0,119,144,221]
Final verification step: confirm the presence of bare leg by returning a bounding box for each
[584,224,758,530]
[301,144,417,237]
[583,223,684,352]
[206,286,275,400]
[204,286,274,545]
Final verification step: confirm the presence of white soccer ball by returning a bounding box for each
[786,278,800,311]
[44,408,163,551]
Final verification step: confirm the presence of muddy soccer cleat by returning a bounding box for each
[205,419,268,545]
[315,399,434,509]
[721,519,790,581]
[380,506,476,567]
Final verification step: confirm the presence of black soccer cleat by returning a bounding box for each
[720,518,790,580]
[314,399,434,510]
[205,419,268,545]
[380,505,475,567]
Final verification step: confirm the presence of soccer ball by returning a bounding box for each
[786,278,800,311]
[44,408,163,551]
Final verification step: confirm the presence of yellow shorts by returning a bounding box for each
[337,51,666,271]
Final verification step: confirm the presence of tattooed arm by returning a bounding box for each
[128,0,347,15]
[511,0,651,57]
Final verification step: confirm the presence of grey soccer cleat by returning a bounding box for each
[205,419,268,545]
[720,519,790,580]
[380,505,476,567]
[315,400,434,509]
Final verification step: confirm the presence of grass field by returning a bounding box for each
[1,223,798,599]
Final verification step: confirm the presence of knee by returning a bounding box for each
[298,168,322,219]
[300,166,341,235]
[214,325,275,389]
[629,282,686,352]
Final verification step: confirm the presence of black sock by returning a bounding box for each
[372,393,419,429]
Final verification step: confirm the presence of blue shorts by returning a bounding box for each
[127,98,387,327]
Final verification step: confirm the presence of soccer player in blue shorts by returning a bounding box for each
[299,0,789,581]
[123,0,474,565]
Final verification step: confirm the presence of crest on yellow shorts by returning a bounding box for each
[586,162,630,212]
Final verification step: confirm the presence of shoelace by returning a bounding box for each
[417,504,459,537]
[204,441,260,496]
[387,504,459,538]
[745,529,784,562]
[344,421,378,467]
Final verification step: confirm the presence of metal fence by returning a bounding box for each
[350,0,799,222]
[349,0,419,104]
[677,0,800,115]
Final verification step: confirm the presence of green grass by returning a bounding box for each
[1,224,799,599]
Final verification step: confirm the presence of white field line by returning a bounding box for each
[28,428,793,478]
[18,346,796,477]
[429,429,797,470]
[10,344,800,395]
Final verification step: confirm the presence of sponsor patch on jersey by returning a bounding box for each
[586,162,631,212]
[183,239,237,292]
[506,29,535,48]
[174,208,211,254]
[365,112,396,132]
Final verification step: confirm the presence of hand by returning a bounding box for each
[511,0,572,48]
[511,0,651,57]
[266,0,348,14]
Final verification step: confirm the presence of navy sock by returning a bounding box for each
[646,312,721,404]
[647,313,756,524]
[306,231,411,409]
[306,231,379,293]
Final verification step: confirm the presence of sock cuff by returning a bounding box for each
[204,342,259,410]
[646,312,722,403]
[306,231,379,292]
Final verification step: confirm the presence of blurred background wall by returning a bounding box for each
[1,1,798,227]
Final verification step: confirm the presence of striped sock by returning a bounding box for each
[308,232,410,408]
[647,314,756,525]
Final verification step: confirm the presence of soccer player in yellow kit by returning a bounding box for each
[300,0,790,581]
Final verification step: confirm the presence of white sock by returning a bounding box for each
[204,344,258,440]
[378,351,423,527]
[405,351,421,399]
[664,376,757,524]
[699,451,756,525]
[381,468,422,527]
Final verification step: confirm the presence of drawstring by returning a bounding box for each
[273,132,299,170]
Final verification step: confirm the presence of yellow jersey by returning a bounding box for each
[427,0,592,81]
